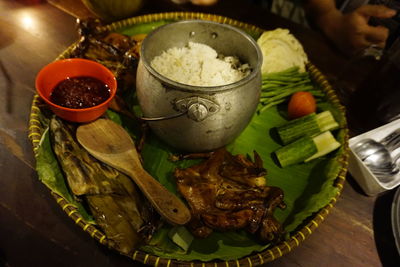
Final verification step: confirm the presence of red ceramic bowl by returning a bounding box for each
[35,58,117,123]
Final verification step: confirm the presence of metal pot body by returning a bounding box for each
[136,20,262,152]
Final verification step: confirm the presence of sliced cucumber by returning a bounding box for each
[276,111,339,145]
[168,226,194,252]
[305,131,341,162]
[274,131,340,167]
[315,111,339,132]
[275,135,318,167]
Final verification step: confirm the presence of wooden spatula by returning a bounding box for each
[76,118,191,225]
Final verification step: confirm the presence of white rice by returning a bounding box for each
[150,42,250,86]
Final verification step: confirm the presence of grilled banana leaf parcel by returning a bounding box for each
[49,117,158,254]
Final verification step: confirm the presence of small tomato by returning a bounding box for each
[288,91,316,119]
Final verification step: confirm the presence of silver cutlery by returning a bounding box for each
[353,128,400,181]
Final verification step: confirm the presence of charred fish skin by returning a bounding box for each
[49,117,158,254]
[174,148,286,243]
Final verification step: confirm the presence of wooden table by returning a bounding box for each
[0,0,399,266]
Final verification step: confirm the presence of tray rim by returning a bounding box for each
[28,11,349,267]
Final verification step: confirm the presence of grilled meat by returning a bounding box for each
[174,148,285,242]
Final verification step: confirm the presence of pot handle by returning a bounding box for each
[140,111,187,121]
[140,97,220,122]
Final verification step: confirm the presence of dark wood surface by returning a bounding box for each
[1,0,399,266]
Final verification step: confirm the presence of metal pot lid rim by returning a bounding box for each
[140,20,262,93]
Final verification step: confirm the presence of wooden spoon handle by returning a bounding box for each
[76,119,191,225]
[124,157,191,225]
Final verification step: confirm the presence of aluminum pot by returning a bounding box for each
[136,20,262,152]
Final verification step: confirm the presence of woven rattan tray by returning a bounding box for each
[28,12,349,267]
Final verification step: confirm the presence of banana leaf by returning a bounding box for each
[106,98,344,261]
[32,19,346,262]
[36,129,94,223]
[117,20,176,36]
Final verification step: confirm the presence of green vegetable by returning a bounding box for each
[258,67,324,113]
[117,20,174,36]
[257,28,308,74]
[276,111,339,145]
[168,226,194,252]
[274,135,317,167]
[274,131,340,167]
[305,131,341,162]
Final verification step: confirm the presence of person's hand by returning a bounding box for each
[317,5,396,55]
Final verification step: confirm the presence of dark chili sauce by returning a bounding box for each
[50,76,110,109]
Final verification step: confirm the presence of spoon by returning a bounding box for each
[363,145,397,169]
[369,163,400,183]
[353,138,384,161]
[353,129,400,180]
[76,118,191,225]
[361,144,400,181]
[353,129,400,160]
